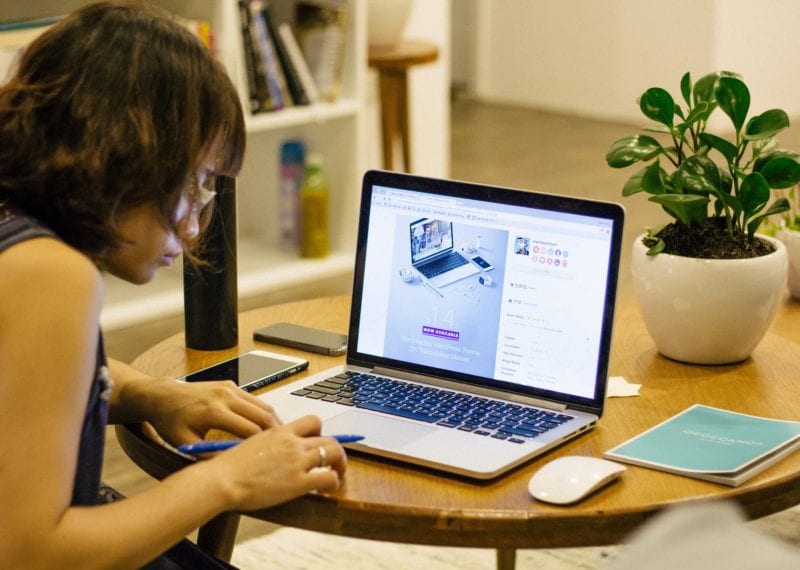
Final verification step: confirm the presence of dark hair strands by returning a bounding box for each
[0,1,245,260]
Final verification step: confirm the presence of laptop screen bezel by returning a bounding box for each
[347,170,625,416]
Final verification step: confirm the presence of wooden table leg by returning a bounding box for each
[196,512,241,563]
[395,70,411,171]
[496,548,517,570]
[378,69,404,171]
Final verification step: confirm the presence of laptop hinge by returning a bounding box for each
[371,366,567,412]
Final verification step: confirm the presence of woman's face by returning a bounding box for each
[100,202,186,284]
[101,159,216,285]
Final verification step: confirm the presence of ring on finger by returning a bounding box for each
[317,445,328,468]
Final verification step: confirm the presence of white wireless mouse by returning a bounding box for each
[528,456,626,505]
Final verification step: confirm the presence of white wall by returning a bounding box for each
[365,0,451,177]
[471,0,800,123]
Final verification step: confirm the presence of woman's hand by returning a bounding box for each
[106,359,281,446]
[142,379,282,446]
[203,414,347,511]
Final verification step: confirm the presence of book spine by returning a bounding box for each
[261,5,309,106]
[249,1,286,110]
[243,1,278,112]
[237,1,263,114]
[278,23,319,104]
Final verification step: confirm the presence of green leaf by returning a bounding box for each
[622,168,646,196]
[646,238,666,256]
[649,193,709,226]
[715,77,750,132]
[747,197,791,236]
[717,189,741,219]
[606,135,663,168]
[719,166,733,194]
[681,101,709,126]
[673,155,722,195]
[762,196,791,217]
[680,72,692,106]
[639,87,675,127]
[760,156,800,189]
[752,138,780,162]
[698,132,738,163]
[740,172,770,218]
[693,72,720,106]
[744,109,790,140]
[753,148,800,172]
[642,125,671,134]
[640,161,668,195]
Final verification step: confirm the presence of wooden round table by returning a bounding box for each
[118,295,800,569]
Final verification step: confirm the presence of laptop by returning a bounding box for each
[258,170,625,479]
[409,218,480,288]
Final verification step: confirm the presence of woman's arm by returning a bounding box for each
[46,414,345,569]
[0,239,345,569]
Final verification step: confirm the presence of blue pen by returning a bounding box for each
[178,434,365,455]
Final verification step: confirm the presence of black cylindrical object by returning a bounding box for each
[183,175,238,350]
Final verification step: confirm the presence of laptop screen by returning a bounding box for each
[349,171,624,414]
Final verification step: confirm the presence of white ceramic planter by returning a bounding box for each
[776,228,800,299]
[631,234,788,365]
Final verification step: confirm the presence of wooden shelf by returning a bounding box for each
[245,99,360,132]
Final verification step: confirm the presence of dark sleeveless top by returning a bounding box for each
[0,206,110,506]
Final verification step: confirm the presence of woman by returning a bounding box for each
[0,2,345,568]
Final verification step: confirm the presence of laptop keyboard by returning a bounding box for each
[417,251,469,278]
[290,372,574,444]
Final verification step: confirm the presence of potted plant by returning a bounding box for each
[606,71,800,364]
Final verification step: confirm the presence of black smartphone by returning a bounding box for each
[472,255,494,271]
[179,350,308,392]
[253,322,348,356]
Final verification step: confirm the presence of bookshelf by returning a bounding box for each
[1,0,367,330]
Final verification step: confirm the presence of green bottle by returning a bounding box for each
[300,153,330,258]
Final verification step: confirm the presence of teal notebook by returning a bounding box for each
[604,404,800,486]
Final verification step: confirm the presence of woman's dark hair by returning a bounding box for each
[0,0,246,257]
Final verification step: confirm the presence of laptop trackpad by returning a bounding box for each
[323,410,436,450]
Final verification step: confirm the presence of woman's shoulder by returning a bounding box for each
[0,209,102,297]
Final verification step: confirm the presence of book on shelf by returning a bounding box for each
[295,1,348,102]
[238,1,269,114]
[260,3,309,106]
[603,404,800,487]
[278,22,319,104]
[248,0,292,111]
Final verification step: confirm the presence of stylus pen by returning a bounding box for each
[177,434,365,455]
[423,280,444,298]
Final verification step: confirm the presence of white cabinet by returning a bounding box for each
[1,0,365,328]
